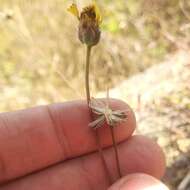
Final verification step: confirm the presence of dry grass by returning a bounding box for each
[0,1,190,189]
[0,0,189,112]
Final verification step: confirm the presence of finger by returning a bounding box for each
[0,99,136,184]
[1,136,165,190]
[108,173,169,190]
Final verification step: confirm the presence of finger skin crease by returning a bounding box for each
[46,105,71,160]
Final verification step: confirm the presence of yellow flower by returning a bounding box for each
[67,3,80,19]
[67,2,102,46]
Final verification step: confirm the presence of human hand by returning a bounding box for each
[0,99,168,190]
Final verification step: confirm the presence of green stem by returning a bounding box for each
[85,45,112,184]
[110,126,122,178]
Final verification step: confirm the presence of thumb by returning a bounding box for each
[108,173,169,190]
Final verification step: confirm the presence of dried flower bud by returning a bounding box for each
[78,5,101,46]
[68,3,102,46]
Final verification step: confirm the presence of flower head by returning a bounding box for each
[89,98,128,129]
[68,2,102,46]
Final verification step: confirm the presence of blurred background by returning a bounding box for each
[0,0,189,189]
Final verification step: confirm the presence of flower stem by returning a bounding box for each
[85,45,91,103]
[106,87,122,178]
[109,126,122,178]
[85,45,112,184]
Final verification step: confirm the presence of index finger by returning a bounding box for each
[0,99,136,184]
